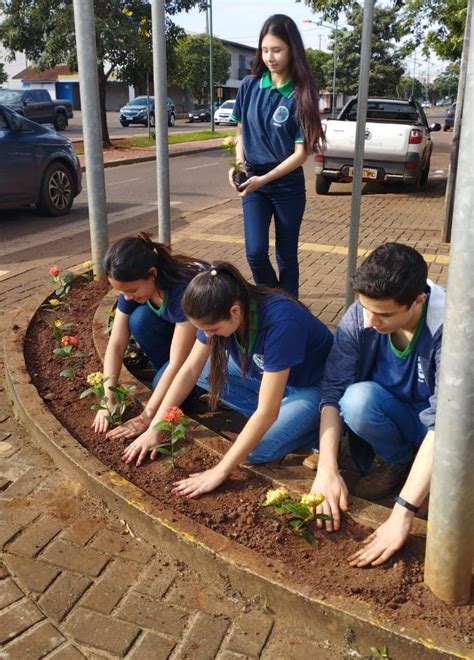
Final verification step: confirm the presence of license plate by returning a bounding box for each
[348,167,378,180]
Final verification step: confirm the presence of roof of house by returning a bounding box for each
[221,39,256,53]
[13,65,75,82]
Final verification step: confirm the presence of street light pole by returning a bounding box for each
[208,0,215,132]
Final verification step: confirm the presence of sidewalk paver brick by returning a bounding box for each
[0,578,23,609]
[178,612,230,660]
[133,556,177,599]
[38,572,92,622]
[116,592,188,637]
[3,555,59,594]
[224,612,274,657]
[48,644,87,659]
[0,621,65,659]
[0,600,44,645]
[80,559,142,615]
[64,608,140,657]
[127,632,176,660]
[7,515,61,558]
[41,539,110,577]
[90,527,155,564]
[62,516,105,546]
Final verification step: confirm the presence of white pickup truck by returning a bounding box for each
[315,97,441,194]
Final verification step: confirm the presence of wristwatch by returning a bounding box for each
[394,495,419,514]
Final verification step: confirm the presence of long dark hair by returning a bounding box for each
[253,14,324,153]
[104,233,208,289]
[183,262,291,410]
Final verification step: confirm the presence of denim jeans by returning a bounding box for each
[197,356,320,463]
[127,304,174,374]
[339,381,428,473]
[242,167,305,297]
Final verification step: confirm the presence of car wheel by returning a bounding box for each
[420,157,431,186]
[148,113,156,128]
[120,120,130,127]
[168,112,175,127]
[53,113,68,131]
[37,162,74,216]
[316,175,331,195]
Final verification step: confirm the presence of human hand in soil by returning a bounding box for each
[348,507,413,567]
[121,426,165,466]
[92,409,110,434]
[107,414,149,442]
[238,176,264,196]
[311,467,349,532]
[171,466,227,498]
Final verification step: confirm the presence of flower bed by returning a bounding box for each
[12,271,474,655]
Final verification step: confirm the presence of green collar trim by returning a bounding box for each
[235,299,258,354]
[260,70,294,98]
[389,300,427,358]
[146,289,168,317]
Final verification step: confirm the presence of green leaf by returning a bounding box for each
[283,502,310,518]
[59,369,73,378]
[300,529,317,546]
[289,519,304,530]
[154,446,172,456]
[79,388,95,398]
[154,421,172,432]
[315,513,333,521]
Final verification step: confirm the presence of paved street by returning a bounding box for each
[0,131,453,658]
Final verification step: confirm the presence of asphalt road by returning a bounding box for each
[0,126,452,277]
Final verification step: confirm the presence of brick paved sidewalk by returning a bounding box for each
[0,164,450,658]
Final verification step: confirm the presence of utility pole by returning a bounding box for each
[208,0,215,132]
[344,0,375,308]
[150,0,171,245]
[72,0,108,279]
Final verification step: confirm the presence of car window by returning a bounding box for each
[25,91,39,102]
[37,90,49,101]
[220,100,235,109]
[128,96,148,106]
[346,101,419,124]
[0,89,23,102]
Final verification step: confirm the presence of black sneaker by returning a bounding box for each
[352,460,412,500]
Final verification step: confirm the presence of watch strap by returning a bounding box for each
[394,495,419,514]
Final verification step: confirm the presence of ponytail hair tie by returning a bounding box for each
[210,268,218,276]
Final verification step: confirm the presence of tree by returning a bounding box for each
[429,63,459,101]
[305,48,331,93]
[302,0,467,63]
[171,33,230,104]
[0,62,7,85]
[396,75,425,99]
[319,3,405,97]
[0,0,207,146]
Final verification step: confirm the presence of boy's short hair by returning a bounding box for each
[351,243,428,307]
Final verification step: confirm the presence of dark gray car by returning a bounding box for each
[0,104,82,216]
[119,96,176,127]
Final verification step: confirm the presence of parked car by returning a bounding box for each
[214,99,236,125]
[443,102,456,131]
[0,88,73,131]
[187,104,211,123]
[0,104,82,216]
[314,97,441,194]
[119,96,176,128]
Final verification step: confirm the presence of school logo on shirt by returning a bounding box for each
[253,354,265,370]
[272,105,290,126]
[417,357,426,383]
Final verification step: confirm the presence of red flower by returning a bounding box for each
[49,265,60,277]
[61,335,79,346]
[164,406,184,424]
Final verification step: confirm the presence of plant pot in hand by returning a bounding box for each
[232,170,248,191]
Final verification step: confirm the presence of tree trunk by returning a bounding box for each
[97,66,112,148]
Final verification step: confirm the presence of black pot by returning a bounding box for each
[232,171,248,191]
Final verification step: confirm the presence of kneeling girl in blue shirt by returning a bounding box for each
[229,14,324,297]
[122,263,333,498]
[94,233,207,439]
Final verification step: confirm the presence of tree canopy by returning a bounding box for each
[305,48,332,93]
[171,33,231,103]
[0,62,7,85]
[0,0,208,144]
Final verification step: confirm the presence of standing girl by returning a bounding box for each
[93,233,207,440]
[228,14,324,297]
[122,263,333,498]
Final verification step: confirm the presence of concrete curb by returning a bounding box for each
[3,282,469,659]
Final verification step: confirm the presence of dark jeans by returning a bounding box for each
[127,304,174,374]
[242,166,305,297]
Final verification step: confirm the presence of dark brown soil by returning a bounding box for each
[24,277,473,645]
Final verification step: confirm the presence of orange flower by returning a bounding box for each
[163,406,184,424]
[61,335,79,346]
[49,265,60,277]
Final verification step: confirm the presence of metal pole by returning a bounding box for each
[344,0,374,309]
[331,22,338,118]
[151,0,171,245]
[72,0,108,279]
[146,68,151,140]
[209,0,215,132]
[424,2,474,606]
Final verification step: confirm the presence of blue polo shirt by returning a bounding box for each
[197,294,333,387]
[117,284,188,325]
[230,72,304,167]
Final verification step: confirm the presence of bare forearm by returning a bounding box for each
[318,405,343,470]
[102,346,125,403]
[143,363,183,419]
[398,431,434,507]
[260,149,308,184]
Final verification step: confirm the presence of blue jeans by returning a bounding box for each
[339,381,428,473]
[128,304,174,374]
[242,167,305,297]
[197,357,321,463]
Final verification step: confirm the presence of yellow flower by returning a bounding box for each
[263,487,290,506]
[82,260,93,270]
[122,8,133,16]
[300,492,325,508]
[49,298,61,307]
[53,320,63,328]
[222,136,236,148]
[86,372,104,387]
